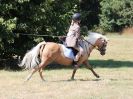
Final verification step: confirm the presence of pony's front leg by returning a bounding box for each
[71,64,79,80]
[83,60,100,78]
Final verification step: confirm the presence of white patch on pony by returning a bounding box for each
[88,32,108,44]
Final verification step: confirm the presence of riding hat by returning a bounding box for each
[72,13,81,21]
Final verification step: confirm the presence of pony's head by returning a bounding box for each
[88,32,108,55]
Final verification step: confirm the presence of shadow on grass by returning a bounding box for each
[89,59,133,68]
[42,78,133,83]
[46,59,133,70]
[0,59,133,71]
[46,78,102,82]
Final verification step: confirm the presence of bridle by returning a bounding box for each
[82,38,107,56]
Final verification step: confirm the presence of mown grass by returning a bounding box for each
[0,34,133,99]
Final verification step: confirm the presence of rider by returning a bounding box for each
[65,13,84,65]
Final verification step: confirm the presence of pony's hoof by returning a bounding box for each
[23,80,28,84]
[96,75,100,78]
[41,79,45,82]
[70,77,75,80]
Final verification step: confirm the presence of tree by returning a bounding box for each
[99,0,133,32]
[0,0,79,59]
[79,0,100,30]
[0,0,17,58]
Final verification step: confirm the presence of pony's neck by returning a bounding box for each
[88,45,95,54]
[85,41,95,56]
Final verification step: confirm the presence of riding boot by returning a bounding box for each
[73,60,78,65]
[72,61,79,68]
[74,52,81,61]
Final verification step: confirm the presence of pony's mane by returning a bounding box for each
[87,32,108,44]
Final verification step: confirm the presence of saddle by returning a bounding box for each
[59,36,78,59]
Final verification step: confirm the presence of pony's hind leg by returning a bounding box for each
[38,68,45,81]
[25,68,38,82]
[25,60,47,82]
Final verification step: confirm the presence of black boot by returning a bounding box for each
[72,60,78,67]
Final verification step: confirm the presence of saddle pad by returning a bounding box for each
[61,45,74,60]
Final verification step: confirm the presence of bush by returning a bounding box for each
[99,0,133,32]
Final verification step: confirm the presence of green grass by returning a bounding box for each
[0,34,133,99]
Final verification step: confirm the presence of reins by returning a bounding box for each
[82,38,99,50]
[80,38,98,57]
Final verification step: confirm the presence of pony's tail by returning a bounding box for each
[19,41,46,69]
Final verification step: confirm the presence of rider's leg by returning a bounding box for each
[74,46,84,62]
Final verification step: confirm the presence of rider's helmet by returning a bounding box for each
[72,13,81,21]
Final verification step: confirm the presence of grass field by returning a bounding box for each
[0,34,133,99]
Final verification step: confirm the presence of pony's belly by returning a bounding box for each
[55,56,73,66]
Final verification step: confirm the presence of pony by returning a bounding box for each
[19,32,108,81]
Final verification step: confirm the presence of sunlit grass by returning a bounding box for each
[0,68,133,99]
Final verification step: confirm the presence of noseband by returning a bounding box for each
[97,40,107,55]
[98,42,106,51]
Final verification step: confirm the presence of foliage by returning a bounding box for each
[79,0,100,30]
[0,17,17,58]
[0,0,79,59]
[99,0,133,32]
